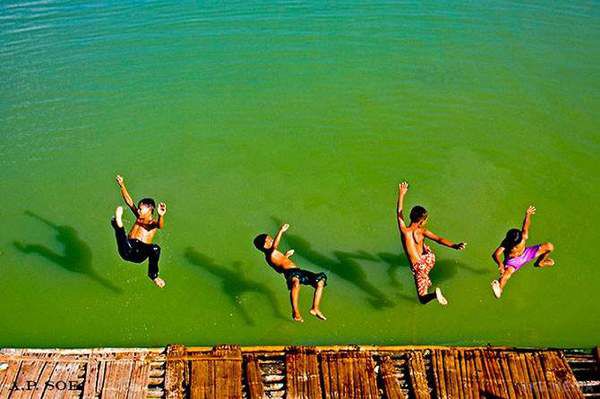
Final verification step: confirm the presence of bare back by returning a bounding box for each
[400,225,427,266]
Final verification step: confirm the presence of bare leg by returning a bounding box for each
[534,242,555,267]
[289,278,303,322]
[309,281,327,320]
[147,245,165,288]
[492,266,515,298]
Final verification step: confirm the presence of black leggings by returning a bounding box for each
[419,292,437,305]
[418,293,437,305]
[112,219,160,280]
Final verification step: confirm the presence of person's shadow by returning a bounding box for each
[271,219,396,309]
[375,252,407,288]
[13,211,121,293]
[184,248,285,325]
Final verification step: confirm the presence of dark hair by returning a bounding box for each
[410,205,428,223]
[253,234,268,250]
[138,198,156,211]
[502,228,522,251]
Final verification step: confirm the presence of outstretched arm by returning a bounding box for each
[396,182,409,233]
[116,175,138,216]
[492,246,505,274]
[521,205,535,240]
[424,229,467,250]
[272,223,289,250]
[156,202,166,229]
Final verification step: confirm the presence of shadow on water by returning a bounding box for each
[376,251,408,288]
[13,211,121,293]
[271,218,397,309]
[184,247,285,326]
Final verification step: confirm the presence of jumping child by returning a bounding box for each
[254,223,327,322]
[491,206,554,298]
[396,181,467,305]
[112,175,167,288]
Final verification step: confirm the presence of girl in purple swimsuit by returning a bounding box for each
[491,206,555,298]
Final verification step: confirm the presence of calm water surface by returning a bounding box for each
[0,0,598,348]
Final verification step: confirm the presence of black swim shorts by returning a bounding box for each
[282,268,327,289]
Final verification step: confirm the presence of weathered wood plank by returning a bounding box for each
[30,353,62,399]
[465,351,480,399]
[550,351,584,399]
[7,351,49,399]
[484,350,509,398]
[320,351,378,399]
[189,345,242,399]
[531,352,551,399]
[245,354,265,399]
[0,350,23,397]
[523,353,546,399]
[379,356,406,399]
[126,361,151,399]
[41,360,82,399]
[540,352,565,399]
[165,344,187,399]
[407,351,431,399]
[100,359,135,399]
[432,350,447,399]
[362,351,379,398]
[516,352,535,399]
[456,350,470,399]
[81,356,99,399]
[444,349,460,398]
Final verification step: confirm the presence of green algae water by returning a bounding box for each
[1,1,598,349]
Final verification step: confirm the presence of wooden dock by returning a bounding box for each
[0,345,598,398]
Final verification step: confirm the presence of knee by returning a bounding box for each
[290,278,300,289]
[316,279,325,288]
[544,242,554,252]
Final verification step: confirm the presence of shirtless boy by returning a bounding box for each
[112,175,166,288]
[254,223,327,322]
[491,206,555,298]
[396,182,466,305]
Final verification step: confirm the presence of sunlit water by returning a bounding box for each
[0,0,598,348]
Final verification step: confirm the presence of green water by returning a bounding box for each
[1,1,598,349]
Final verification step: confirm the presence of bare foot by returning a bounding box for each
[292,313,304,323]
[536,258,555,268]
[309,309,327,320]
[435,288,448,306]
[152,277,166,288]
[115,206,124,228]
[491,280,502,298]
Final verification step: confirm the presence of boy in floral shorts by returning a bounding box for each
[396,182,467,305]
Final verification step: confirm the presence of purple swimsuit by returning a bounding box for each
[505,245,540,270]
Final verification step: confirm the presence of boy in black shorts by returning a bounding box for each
[254,223,327,322]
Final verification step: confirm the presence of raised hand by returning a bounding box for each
[454,242,467,250]
[526,205,536,216]
[157,202,167,216]
[116,175,124,186]
[399,181,409,195]
[280,223,290,232]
